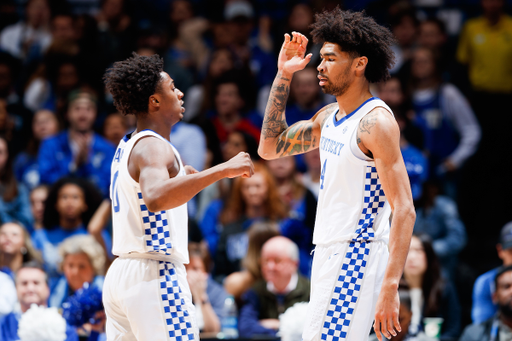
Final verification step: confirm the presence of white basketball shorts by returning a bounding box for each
[302,240,389,341]
[103,255,199,341]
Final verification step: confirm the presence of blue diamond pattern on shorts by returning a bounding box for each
[158,261,195,340]
[321,242,370,340]
[138,192,172,255]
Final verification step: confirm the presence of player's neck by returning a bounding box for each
[135,118,173,142]
[334,85,373,119]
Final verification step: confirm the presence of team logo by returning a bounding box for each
[343,126,348,134]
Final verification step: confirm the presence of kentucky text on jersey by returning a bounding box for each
[320,136,344,156]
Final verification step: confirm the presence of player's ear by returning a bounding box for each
[355,56,368,75]
[149,95,160,108]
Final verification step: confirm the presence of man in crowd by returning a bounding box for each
[238,236,310,338]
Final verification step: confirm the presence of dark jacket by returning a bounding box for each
[238,275,310,338]
[458,314,510,341]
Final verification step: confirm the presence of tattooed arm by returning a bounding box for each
[258,31,329,159]
[357,108,416,341]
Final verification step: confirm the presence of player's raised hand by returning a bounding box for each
[223,152,254,179]
[278,32,313,74]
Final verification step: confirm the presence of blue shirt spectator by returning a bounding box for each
[38,92,115,197]
[401,143,428,201]
[472,221,512,323]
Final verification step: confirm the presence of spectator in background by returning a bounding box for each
[170,121,207,172]
[298,148,321,199]
[456,0,512,131]
[31,177,106,282]
[0,0,52,61]
[185,242,227,334]
[460,264,512,341]
[214,161,287,280]
[266,156,316,277]
[0,262,78,341]
[29,185,49,232]
[403,234,461,340]
[238,236,310,338]
[49,234,105,309]
[418,18,454,81]
[0,271,16,318]
[389,8,419,77]
[410,47,480,197]
[0,136,33,229]
[223,221,280,299]
[472,222,512,324]
[285,67,329,126]
[14,109,59,190]
[38,91,115,197]
[102,112,126,146]
[414,181,467,278]
[0,222,42,279]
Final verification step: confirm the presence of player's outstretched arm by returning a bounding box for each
[133,137,254,212]
[258,32,324,160]
[357,109,416,341]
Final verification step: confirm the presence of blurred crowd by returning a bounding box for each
[0,0,511,340]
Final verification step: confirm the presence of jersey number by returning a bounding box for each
[320,159,327,190]
[112,170,120,213]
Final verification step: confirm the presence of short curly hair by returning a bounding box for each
[104,53,164,116]
[310,7,396,83]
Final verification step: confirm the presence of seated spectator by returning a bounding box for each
[369,287,437,341]
[185,242,227,334]
[29,185,49,232]
[223,221,280,299]
[14,109,60,190]
[285,67,329,126]
[410,47,480,196]
[49,234,105,309]
[0,271,16,318]
[214,161,287,280]
[0,0,52,61]
[238,236,310,338]
[403,234,461,340]
[102,112,127,147]
[31,177,106,282]
[170,121,207,172]
[0,261,78,341]
[38,91,116,197]
[414,181,467,278]
[267,156,317,277]
[460,264,512,341]
[472,221,512,324]
[0,135,34,230]
[0,222,42,279]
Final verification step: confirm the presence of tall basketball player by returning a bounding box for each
[258,8,416,341]
[102,53,253,341]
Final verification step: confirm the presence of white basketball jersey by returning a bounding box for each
[313,97,393,246]
[110,130,189,263]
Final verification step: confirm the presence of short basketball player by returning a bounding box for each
[102,53,253,341]
[258,8,416,341]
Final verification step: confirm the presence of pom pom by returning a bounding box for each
[18,304,67,341]
[278,301,310,341]
[62,282,104,327]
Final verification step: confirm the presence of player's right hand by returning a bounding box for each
[278,31,312,75]
[224,152,254,179]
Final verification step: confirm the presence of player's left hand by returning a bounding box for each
[373,288,401,341]
[184,165,198,175]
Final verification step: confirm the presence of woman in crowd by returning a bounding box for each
[403,234,461,340]
[14,109,60,190]
[31,177,107,282]
[0,136,33,230]
[29,184,49,232]
[0,221,42,279]
[214,161,287,281]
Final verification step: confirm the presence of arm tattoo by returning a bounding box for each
[275,122,313,156]
[359,112,378,134]
[262,77,290,139]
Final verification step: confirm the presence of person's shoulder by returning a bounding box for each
[475,267,499,285]
[0,21,23,37]
[463,16,487,30]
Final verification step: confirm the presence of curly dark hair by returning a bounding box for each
[310,7,396,83]
[104,53,164,116]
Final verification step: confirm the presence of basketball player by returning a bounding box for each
[258,8,416,341]
[102,53,254,341]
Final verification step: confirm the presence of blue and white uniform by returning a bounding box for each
[302,98,393,341]
[103,130,198,341]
